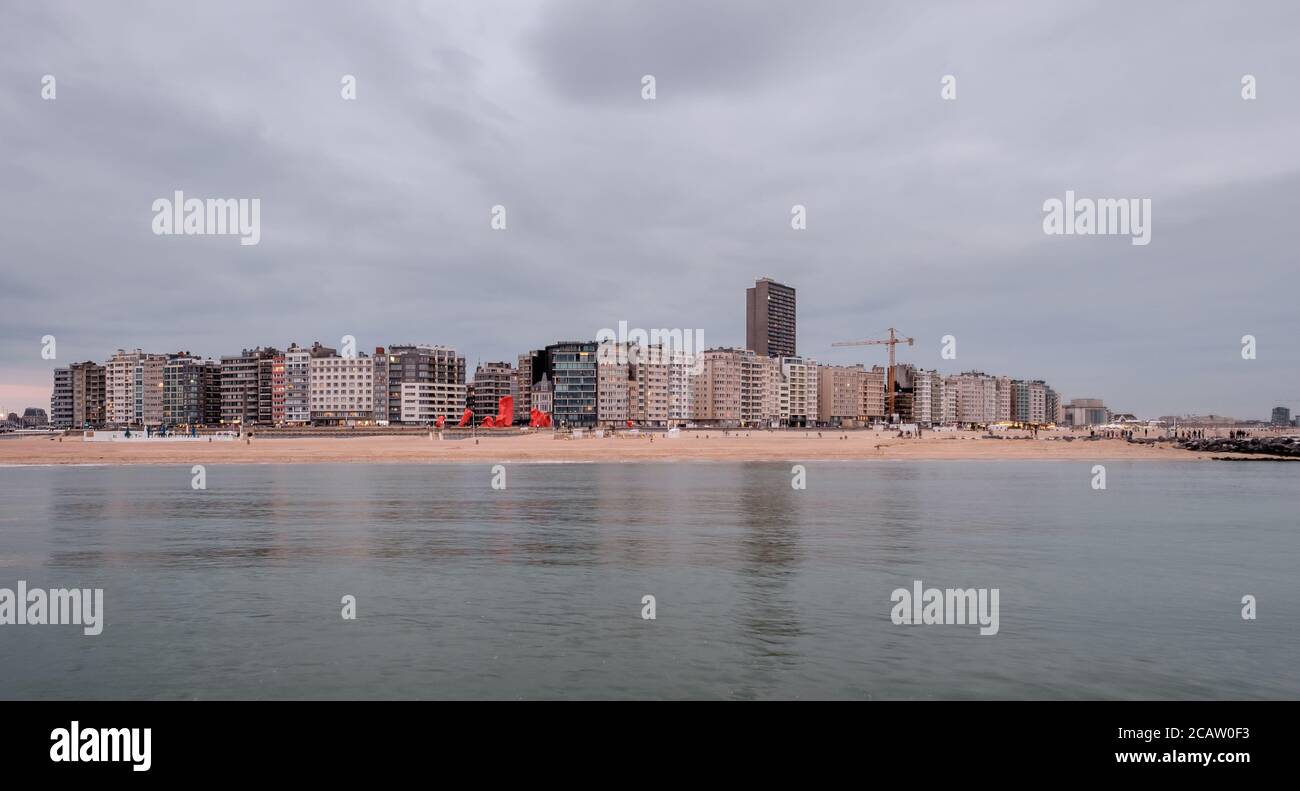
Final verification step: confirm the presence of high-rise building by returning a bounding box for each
[51,364,103,428]
[817,364,866,425]
[284,345,311,425]
[781,357,818,427]
[399,381,467,423]
[596,344,630,427]
[106,349,167,426]
[220,347,279,427]
[383,345,466,424]
[746,277,796,358]
[308,353,375,425]
[627,344,671,427]
[863,366,887,421]
[943,371,1000,425]
[542,341,598,428]
[163,353,221,427]
[911,368,944,426]
[1271,406,1291,427]
[693,348,747,427]
[514,353,534,424]
[1011,379,1051,425]
[472,361,515,421]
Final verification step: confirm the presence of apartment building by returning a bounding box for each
[163,353,221,426]
[944,371,1000,425]
[105,349,167,426]
[817,364,866,425]
[399,381,468,423]
[1011,379,1050,424]
[692,348,746,427]
[863,366,886,421]
[50,361,106,429]
[383,345,466,424]
[543,341,598,428]
[746,277,796,358]
[911,368,945,426]
[781,357,818,427]
[284,345,311,425]
[220,347,279,427]
[628,344,671,427]
[514,353,533,424]
[596,345,631,427]
[308,353,375,425]
[472,361,515,421]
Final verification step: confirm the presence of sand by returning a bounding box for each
[0,429,1246,465]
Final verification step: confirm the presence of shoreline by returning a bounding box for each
[0,430,1285,466]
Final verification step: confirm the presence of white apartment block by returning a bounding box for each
[596,343,630,426]
[399,381,467,423]
[781,357,818,427]
[106,349,166,426]
[995,376,1012,422]
[912,368,946,425]
[945,371,999,424]
[666,349,695,425]
[284,346,310,425]
[630,344,671,426]
[864,366,886,420]
[308,355,374,425]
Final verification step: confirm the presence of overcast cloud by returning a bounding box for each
[2,0,1298,418]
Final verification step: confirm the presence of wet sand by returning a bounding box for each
[0,430,1241,465]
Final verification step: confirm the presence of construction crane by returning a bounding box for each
[832,327,915,420]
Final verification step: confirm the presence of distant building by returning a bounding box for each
[472,361,515,421]
[51,361,106,429]
[384,345,465,424]
[308,353,375,426]
[220,347,280,427]
[514,353,534,424]
[399,381,467,424]
[284,345,312,425]
[943,371,1000,425]
[817,364,866,426]
[746,277,796,358]
[1063,398,1110,427]
[163,353,221,426]
[1271,406,1291,427]
[694,348,748,427]
[106,349,167,426]
[781,357,818,428]
[595,344,630,427]
[21,407,49,428]
[1011,380,1051,424]
[542,341,598,428]
[531,373,553,415]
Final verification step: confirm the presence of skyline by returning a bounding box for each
[3,1,1300,418]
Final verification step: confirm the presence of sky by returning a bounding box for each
[2,0,1298,419]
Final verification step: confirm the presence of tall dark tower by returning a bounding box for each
[746,277,796,358]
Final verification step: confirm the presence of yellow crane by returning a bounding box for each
[832,327,914,419]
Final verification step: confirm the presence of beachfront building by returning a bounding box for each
[163,353,221,427]
[383,345,466,424]
[864,366,887,422]
[1011,379,1050,425]
[666,348,696,426]
[596,345,631,428]
[1272,406,1292,427]
[1063,398,1110,427]
[514,353,534,424]
[399,381,468,424]
[941,371,999,425]
[543,341,598,428]
[284,345,311,425]
[472,361,515,421]
[50,361,106,429]
[817,364,867,426]
[746,277,796,358]
[220,347,280,427]
[781,357,818,427]
[628,344,671,427]
[106,349,168,427]
[308,353,375,426]
[531,373,553,415]
[909,368,945,426]
[691,348,748,427]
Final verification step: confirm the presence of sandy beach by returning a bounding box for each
[0,429,1257,465]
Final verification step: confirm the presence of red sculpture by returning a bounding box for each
[496,396,514,428]
[458,409,473,428]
